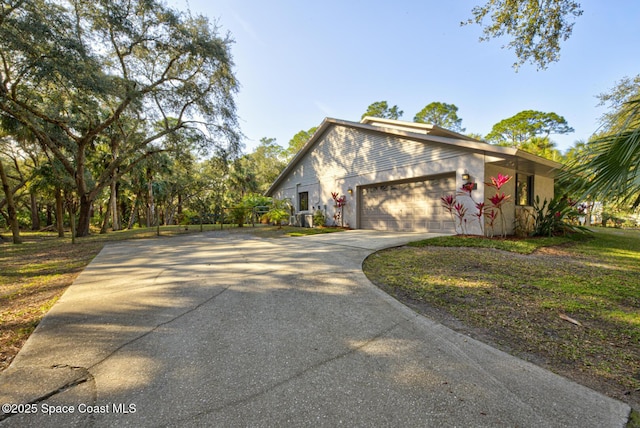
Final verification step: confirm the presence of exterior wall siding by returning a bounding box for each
[270,124,487,234]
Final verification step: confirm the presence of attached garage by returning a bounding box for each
[266,116,562,236]
[359,175,456,232]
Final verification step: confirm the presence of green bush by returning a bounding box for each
[313,209,325,227]
[264,199,291,228]
[229,205,249,227]
[531,196,589,237]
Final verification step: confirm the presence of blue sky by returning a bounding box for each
[169,0,640,154]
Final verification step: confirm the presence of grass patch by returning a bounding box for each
[407,234,584,254]
[364,227,640,410]
[286,226,345,237]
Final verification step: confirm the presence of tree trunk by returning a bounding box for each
[69,200,76,244]
[147,180,154,228]
[127,195,139,229]
[76,194,92,237]
[110,179,120,231]
[30,190,40,230]
[55,188,65,238]
[0,159,22,244]
[585,202,593,227]
[100,199,111,234]
[46,203,53,226]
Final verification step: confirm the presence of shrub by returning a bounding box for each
[531,196,589,237]
[265,199,291,228]
[313,209,326,227]
[229,205,249,227]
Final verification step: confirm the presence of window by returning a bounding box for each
[298,192,309,211]
[516,174,533,206]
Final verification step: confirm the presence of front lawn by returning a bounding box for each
[363,228,640,411]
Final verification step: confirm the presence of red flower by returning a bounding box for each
[453,202,467,216]
[460,182,474,195]
[486,173,512,190]
[441,194,456,212]
[489,193,510,208]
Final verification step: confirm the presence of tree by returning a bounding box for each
[286,127,317,159]
[0,0,239,237]
[485,110,573,147]
[246,138,287,193]
[0,149,21,243]
[566,77,640,208]
[228,157,258,200]
[463,0,583,70]
[519,137,563,161]
[361,101,403,120]
[413,102,465,132]
[595,75,640,136]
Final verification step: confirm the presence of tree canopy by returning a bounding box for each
[464,0,583,70]
[565,77,640,208]
[286,127,318,159]
[413,102,465,132]
[361,101,403,120]
[0,0,239,236]
[485,110,574,147]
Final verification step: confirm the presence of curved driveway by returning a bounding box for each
[0,230,630,427]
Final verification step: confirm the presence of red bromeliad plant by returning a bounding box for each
[474,202,485,235]
[488,173,512,189]
[331,192,347,227]
[441,194,456,222]
[442,173,513,237]
[485,209,498,237]
[453,201,468,234]
[485,173,512,237]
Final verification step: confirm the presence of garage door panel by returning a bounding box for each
[360,175,456,232]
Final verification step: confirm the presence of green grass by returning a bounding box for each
[364,227,640,409]
[407,234,586,254]
[286,226,345,236]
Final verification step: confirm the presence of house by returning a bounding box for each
[266,117,563,236]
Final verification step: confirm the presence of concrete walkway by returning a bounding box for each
[0,230,631,427]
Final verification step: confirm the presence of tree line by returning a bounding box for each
[1,1,638,243]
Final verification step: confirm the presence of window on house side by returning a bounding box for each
[516,174,533,206]
[298,192,309,211]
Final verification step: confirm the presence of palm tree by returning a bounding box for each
[567,98,640,208]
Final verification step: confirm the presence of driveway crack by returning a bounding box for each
[0,365,96,423]
[87,285,232,371]
[168,319,409,426]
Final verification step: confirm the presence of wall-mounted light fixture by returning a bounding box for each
[348,188,353,194]
[461,172,470,181]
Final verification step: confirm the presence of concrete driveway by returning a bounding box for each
[0,230,631,427]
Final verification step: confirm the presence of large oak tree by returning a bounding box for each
[0,0,239,236]
[464,0,583,70]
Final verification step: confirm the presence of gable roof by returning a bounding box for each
[266,117,563,196]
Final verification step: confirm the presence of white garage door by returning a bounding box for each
[359,175,456,232]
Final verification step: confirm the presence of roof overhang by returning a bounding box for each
[265,117,564,196]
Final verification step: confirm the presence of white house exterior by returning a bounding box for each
[266,117,562,236]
